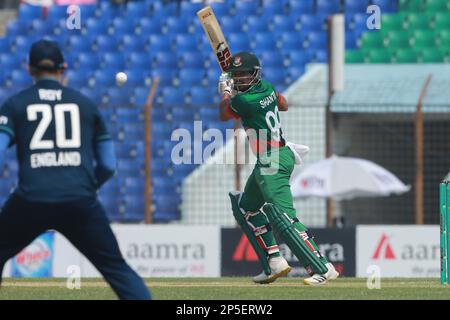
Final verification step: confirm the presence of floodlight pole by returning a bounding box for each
[415,74,432,225]
[326,14,345,227]
[144,76,160,224]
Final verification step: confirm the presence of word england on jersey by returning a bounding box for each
[29,89,82,168]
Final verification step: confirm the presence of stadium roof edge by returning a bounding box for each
[331,64,450,113]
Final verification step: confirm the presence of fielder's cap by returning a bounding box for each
[228,52,260,73]
[29,39,67,71]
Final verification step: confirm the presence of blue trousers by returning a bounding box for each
[0,194,151,300]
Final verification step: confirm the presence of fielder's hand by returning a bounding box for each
[218,73,235,97]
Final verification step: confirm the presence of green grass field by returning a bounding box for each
[0,278,449,300]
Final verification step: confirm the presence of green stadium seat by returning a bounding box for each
[395,49,419,63]
[399,0,423,12]
[387,31,411,48]
[434,13,450,30]
[439,30,450,47]
[345,50,365,63]
[367,49,393,63]
[425,0,449,12]
[413,30,437,48]
[360,32,385,48]
[421,48,446,62]
[406,13,432,29]
[381,14,405,31]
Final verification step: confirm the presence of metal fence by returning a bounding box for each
[181,65,329,227]
[332,64,450,225]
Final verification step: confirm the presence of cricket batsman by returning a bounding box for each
[0,39,151,299]
[218,52,339,285]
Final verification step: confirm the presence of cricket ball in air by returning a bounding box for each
[116,72,127,86]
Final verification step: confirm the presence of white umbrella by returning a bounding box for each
[290,155,410,201]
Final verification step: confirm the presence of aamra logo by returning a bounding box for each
[372,233,396,260]
[232,235,258,261]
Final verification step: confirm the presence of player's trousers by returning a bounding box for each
[239,146,328,265]
[240,146,298,215]
[0,194,151,300]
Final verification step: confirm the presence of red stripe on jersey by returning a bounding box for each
[246,134,285,154]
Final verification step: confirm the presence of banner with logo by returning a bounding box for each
[356,225,439,277]
[11,231,55,277]
[221,228,356,277]
[3,226,221,278]
[79,225,221,277]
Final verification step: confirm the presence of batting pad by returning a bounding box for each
[261,203,328,275]
[229,191,271,275]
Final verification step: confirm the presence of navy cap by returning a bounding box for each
[29,39,66,71]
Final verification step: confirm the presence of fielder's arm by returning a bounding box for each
[94,140,116,188]
[277,92,288,111]
[0,132,10,170]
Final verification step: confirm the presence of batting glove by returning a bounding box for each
[218,73,234,96]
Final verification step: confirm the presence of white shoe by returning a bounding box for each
[303,263,339,286]
[253,256,292,284]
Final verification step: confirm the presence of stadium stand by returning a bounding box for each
[2,0,449,223]
[346,0,450,63]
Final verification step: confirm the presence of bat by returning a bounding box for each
[197,5,242,190]
[197,6,232,72]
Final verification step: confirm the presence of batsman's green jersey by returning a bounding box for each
[231,79,294,215]
[231,80,285,154]
[231,79,329,266]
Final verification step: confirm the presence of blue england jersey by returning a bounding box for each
[0,79,111,202]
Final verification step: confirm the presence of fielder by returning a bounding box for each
[0,39,151,299]
[218,52,339,285]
